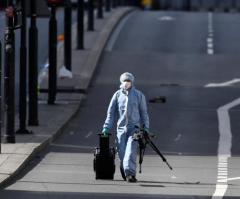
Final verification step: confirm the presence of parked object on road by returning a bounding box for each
[93,133,115,180]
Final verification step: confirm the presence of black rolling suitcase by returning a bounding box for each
[93,134,115,180]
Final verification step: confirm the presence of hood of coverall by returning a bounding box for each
[120,72,135,83]
[119,72,135,91]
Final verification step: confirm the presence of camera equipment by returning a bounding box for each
[133,128,173,173]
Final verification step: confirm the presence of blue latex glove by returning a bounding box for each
[102,128,109,136]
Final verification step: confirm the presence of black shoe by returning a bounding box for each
[120,167,126,181]
[126,175,137,183]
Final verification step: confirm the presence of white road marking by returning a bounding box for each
[209,33,214,37]
[212,97,240,199]
[174,134,182,142]
[207,13,214,55]
[207,38,213,43]
[218,167,228,170]
[171,175,177,179]
[212,185,228,198]
[205,78,240,87]
[207,48,214,55]
[227,177,240,181]
[85,131,93,138]
[207,43,213,48]
[158,16,175,21]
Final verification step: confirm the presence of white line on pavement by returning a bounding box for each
[174,134,182,142]
[85,131,93,138]
[207,48,214,55]
[209,30,214,34]
[207,43,213,48]
[205,78,240,87]
[207,13,214,55]
[227,177,240,181]
[158,16,175,21]
[209,33,214,37]
[212,97,240,199]
[207,38,213,43]
[212,185,228,198]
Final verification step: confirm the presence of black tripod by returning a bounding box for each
[133,129,173,173]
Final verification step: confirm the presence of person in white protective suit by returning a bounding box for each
[102,72,150,183]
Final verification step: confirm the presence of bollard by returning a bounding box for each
[17,0,31,133]
[97,0,103,19]
[48,5,57,104]
[77,0,84,49]
[64,0,72,71]
[87,0,94,31]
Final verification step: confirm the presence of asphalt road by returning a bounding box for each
[1,10,240,198]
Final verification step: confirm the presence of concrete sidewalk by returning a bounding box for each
[0,7,135,188]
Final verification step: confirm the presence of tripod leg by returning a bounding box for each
[147,140,173,170]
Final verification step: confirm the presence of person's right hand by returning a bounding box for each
[102,128,109,136]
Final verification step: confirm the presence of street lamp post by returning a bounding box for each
[112,0,117,8]
[119,0,123,6]
[64,0,72,71]
[97,0,103,19]
[77,0,84,49]
[4,1,16,143]
[28,0,39,125]
[17,0,31,133]
[87,0,94,31]
[105,0,111,12]
[48,3,58,104]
